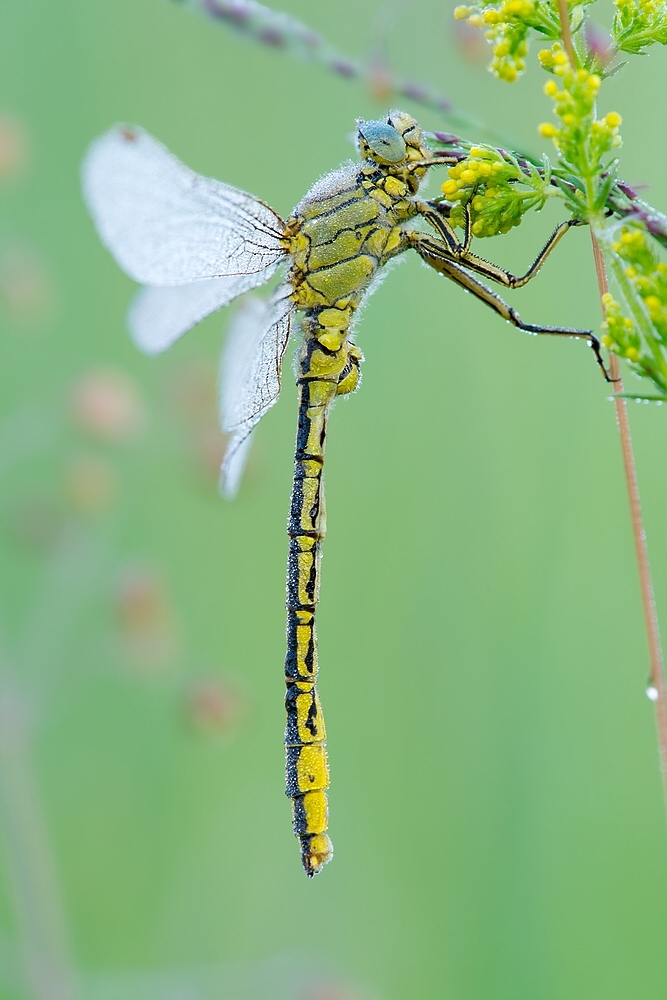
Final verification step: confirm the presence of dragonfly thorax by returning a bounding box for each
[285,121,429,322]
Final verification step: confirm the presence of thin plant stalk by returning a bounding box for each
[556,0,577,65]
[556,0,667,817]
[590,232,667,810]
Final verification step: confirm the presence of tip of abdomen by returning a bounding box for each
[301,832,334,876]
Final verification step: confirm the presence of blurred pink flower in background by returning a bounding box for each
[114,562,180,673]
[65,453,116,516]
[452,16,488,66]
[184,674,245,737]
[585,20,614,67]
[0,244,56,328]
[0,112,27,180]
[300,980,372,1000]
[70,368,146,442]
[170,360,227,484]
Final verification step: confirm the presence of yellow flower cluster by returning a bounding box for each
[454,1,537,81]
[537,49,622,178]
[600,293,639,362]
[613,0,667,53]
[601,227,667,395]
[441,146,549,238]
[614,228,667,337]
[441,148,505,200]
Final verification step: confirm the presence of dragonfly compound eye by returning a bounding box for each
[356,119,407,164]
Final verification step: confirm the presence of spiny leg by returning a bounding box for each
[413,207,582,289]
[410,235,612,380]
[414,198,473,254]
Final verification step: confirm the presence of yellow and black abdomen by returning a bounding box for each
[283,165,411,875]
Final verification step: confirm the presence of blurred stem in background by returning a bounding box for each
[171,0,515,143]
[0,521,111,1000]
[0,673,78,1000]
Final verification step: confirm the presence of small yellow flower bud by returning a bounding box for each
[625,266,637,279]
[626,347,639,362]
[588,74,601,91]
[442,180,459,196]
[605,112,622,128]
[483,9,501,23]
[469,146,486,157]
[538,49,553,65]
[460,168,477,183]
[468,13,483,26]
[553,50,568,65]
[601,334,612,348]
[645,295,661,309]
[538,123,558,138]
[601,293,614,306]
[472,221,484,236]
[543,80,558,97]
[453,5,470,17]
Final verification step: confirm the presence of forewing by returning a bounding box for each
[219,288,294,497]
[128,269,280,355]
[82,126,287,285]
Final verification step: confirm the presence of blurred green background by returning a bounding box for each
[2,1,667,998]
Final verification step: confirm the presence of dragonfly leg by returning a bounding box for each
[413,203,584,289]
[461,218,584,289]
[413,200,462,254]
[408,232,612,381]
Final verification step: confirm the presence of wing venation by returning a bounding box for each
[219,288,294,497]
[82,126,287,286]
[128,269,281,355]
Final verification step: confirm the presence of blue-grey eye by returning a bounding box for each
[357,120,407,163]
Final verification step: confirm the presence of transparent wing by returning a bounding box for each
[219,288,294,498]
[127,269,280,355]
[82,126,287,286]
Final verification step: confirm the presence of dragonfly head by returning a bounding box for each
[387,110,425,154]
[356,118,407,165]
[356,112,429,178]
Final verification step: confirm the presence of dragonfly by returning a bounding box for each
[82,110,606,877]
